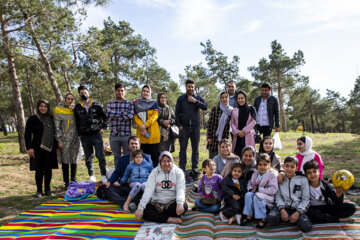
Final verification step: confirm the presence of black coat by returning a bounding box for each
[222,174,247,201]
[319,179,344,206]
[74,101,108,136]
[175,94,208,128]
[24,115,58,171]
[254,95,280,128]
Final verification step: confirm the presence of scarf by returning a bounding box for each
[134,85,158,114]
[236,91,256,132]
[219,144,240,178]
[36,99,55,152]
[299,136,316,173]
[157,93,172,141]
[215,91,233,142]
[54,93,75,134]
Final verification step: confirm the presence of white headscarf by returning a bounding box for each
[215,92,233,141]
[299,136,316,173]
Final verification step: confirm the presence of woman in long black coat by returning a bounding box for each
[25,100,58,197]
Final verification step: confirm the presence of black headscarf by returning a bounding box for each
[36,99,55,152]
[157,92,168,108]
[236,91,257,131]
[259,137,275,161]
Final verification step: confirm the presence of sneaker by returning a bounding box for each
[255,220,267,229]
[64,183,69,190]
[192,169,199,181]
[45,191,54,197]
[129,202,137,212]
[35,192,42,198]
[219,211,228,222]
[101,175,108,184]
[235,214,242,225]
[89,175,96,182]
[191,206,200,211]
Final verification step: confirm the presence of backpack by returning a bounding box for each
[64,181,96,202]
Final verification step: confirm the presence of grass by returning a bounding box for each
[0,130,359,226]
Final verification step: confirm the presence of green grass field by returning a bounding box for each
[0,131,359,226]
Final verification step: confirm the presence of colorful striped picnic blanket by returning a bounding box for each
[0,183,359,239]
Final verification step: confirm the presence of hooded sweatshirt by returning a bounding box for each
[138,151,186,210]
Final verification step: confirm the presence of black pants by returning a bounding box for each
[143,201,188,223]
[179,127,200,171]
[267,207,312,233]
[307,203,356,223]
[108,184,142,208]
[222,198,243,218]
[35,169,52,193]
[141,143,160,167]
[80,133,107,176]
[256,125,272,138]
[62,163,77,184]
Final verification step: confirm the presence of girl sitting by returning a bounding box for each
[193,159,223,213]
[220,162,247,225]
[258,136,281,172]
[121,149,154,212]
[296,136,324,178]
[213,139,240,178]
[241,153,278,228]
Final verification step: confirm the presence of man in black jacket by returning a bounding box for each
[175,79,208,180]
[74,85,108,183]
[253,82,280,137]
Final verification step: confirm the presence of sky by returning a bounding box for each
[81,0,360,98]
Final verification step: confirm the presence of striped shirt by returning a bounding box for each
[106,99,134,136]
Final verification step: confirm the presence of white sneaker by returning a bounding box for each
[235,214,242,225]
[89,175,96,182]
[101,175,108,184]
[219,211,228,222]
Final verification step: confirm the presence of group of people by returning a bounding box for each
[24,79,356,232]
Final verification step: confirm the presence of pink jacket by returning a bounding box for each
[296,153,324,179]
[248,169,278,207]
[231,108,256,153]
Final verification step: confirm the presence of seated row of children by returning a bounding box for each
[193,137,356,232]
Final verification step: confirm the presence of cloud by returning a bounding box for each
[240,20,262,34]
[79,5,116,32]
[132,0,176,8]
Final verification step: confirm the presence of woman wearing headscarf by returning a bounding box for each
[53,93,82,188]
[134,85,161,167]
[296,136,324,178]
[157,93,176,153]
[25,100,58,197]
[206,91,233,159]
[231,91,257,158]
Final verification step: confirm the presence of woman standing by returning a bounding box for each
[134,85,161,167]
[206,91,233,159]
[157,93,176,153]
[25,100,58,197]
[53,93,82,188]
[231,91,257,158]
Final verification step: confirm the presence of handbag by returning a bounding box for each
[169,125,179,139]
[200,176,219,205]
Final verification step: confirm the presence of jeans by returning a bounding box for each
[179,127,200,171]
[108,184,142,208]
[195,199,221,213]
[267,207,312,233]
[80,133,107,176]
[242,192,267,219]
[129,182,146,198]
[110,135,130,168]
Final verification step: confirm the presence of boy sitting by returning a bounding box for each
[267,156,312,232]
[304,160,356,223]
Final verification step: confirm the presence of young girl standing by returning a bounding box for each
[258,136,281,172]
[296,136,324,178]
[220,162,247,225]
[193,159,223,213]
[241,153,278,228]
[213,139,240,178]
[120,149,154,212]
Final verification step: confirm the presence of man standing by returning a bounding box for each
[226,80,237,108]
[74,85,108,183]
[106,83,134,168]
[175,79,208,180]
[253,82,280,138]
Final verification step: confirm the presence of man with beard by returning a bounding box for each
[226,80,237,108]
[175,79,208,180]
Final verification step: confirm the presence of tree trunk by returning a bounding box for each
[309,107,315,133]
[62,71,72,93]
[277,82,287,132]
[23,13,63,103]
[0,114,8,136]
[25,69,35,115]
[314,110,321,133]
[301,119,305,132]
[1,14,26,153]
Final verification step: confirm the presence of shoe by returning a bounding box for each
[129,202,137,212]
[45,191,54,197]
[191,169,199,181]
[101,175,108,184]
[89,175,96,182]
[35,192,42,198]
[256,220,267,229]
[235,214,242,225]
[240,217,253,226]
[219,211,228,222]
[191,206,200,211]
[64,183,69,190]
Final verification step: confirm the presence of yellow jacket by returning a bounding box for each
[134,109,160,144]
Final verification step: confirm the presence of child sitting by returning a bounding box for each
[193,159,223,213]
[296,136,324,178]
[241,153,278,228]
[220,162,247,225]
[213,139,240,178]
[267,156,312,232]
[304,160,356,223]
[120,149,154,212]
[258,136,281,172]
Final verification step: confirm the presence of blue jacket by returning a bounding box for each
[120,160,154,184]
[108,153,152,183]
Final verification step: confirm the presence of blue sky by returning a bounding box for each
[82,0,360,98]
